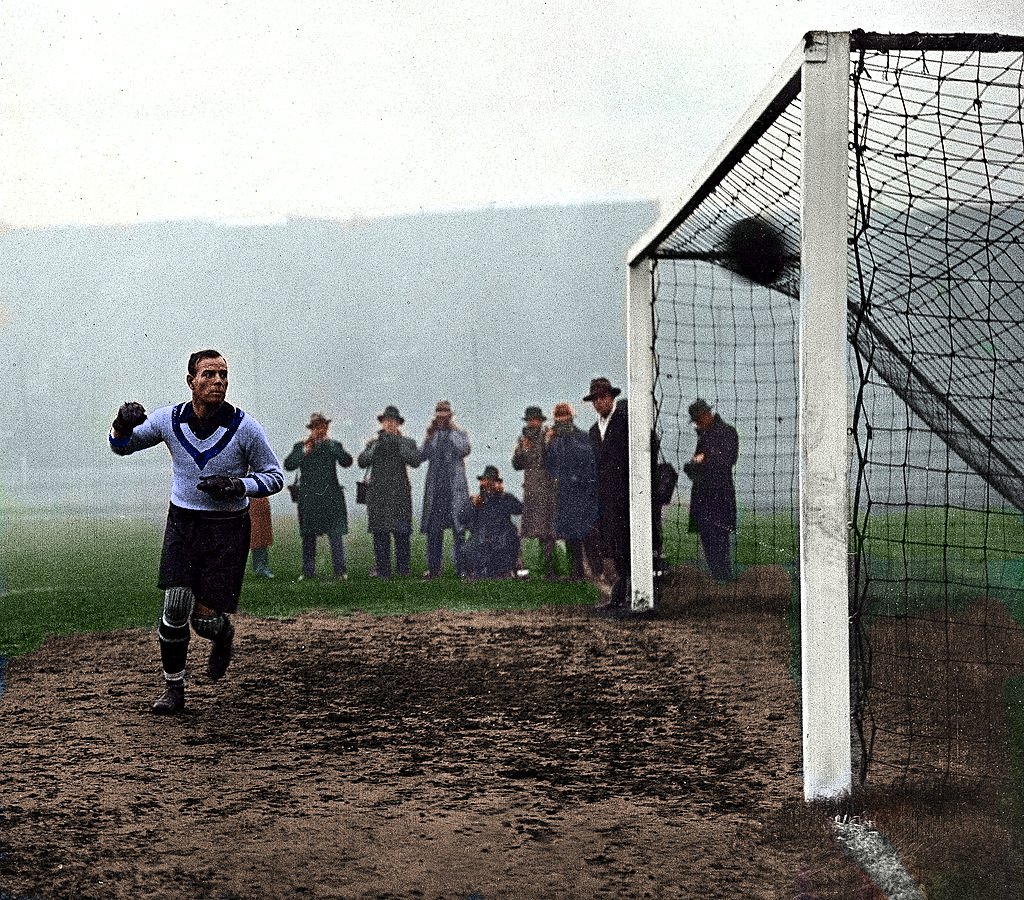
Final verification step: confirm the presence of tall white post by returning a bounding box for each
[627,257,656,612]
[799,30,852,800]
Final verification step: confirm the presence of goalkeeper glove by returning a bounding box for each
[196,474,246,500]
[112,401,147,434]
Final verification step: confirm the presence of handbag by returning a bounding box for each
[287,472,300,503]
[355,472,369,505]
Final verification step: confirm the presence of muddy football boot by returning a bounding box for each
[152,679,185,715]
[207,619,235,681]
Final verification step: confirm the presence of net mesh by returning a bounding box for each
[647,33,1024,793]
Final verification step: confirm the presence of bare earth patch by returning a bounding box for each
[3,596,886,898]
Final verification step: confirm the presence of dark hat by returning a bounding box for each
[523,405,546,422]
[306,412,331,429]
[688,398,713,420]
[377,404,405,424]
[478,464,501,481]
[583,377,622,402]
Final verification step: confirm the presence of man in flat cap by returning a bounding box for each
[419,400,471,578]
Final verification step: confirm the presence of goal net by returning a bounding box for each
[628,30,1024,800]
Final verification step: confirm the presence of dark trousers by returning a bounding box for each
[373,531,411,577]
[302,532,346,578]
[426,527,465,577]
[700,526,734,582]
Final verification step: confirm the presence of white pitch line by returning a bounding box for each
[833,818,924,899]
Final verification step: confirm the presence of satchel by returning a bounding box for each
[355,473,369,505]
[654,460,679,507]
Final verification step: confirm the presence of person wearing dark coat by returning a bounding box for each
[683,398,739,582]
[543,402,599,580]
[358,405,421,578]
[585,377,631,607]
[459,465,524,579]
[284,413,354,580]
[419,400,471,578]
[511,405,558,579]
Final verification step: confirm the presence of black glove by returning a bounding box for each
[683,461,696,480]
[112,401,147,434]
[196,474,246,500]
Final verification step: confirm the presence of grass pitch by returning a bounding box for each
[0,508,597,658]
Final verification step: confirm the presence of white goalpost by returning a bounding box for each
[626,30,857,800]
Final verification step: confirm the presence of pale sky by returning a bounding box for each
[2,0,1022,229]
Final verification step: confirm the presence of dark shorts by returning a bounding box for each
[158,504,251,613]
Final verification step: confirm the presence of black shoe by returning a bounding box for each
[152,679,185,715]
[207,619,235,682]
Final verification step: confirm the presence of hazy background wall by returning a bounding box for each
[0,201,657,518]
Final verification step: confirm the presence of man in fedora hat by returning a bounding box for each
[419,400,472,578]
[584,376,631,607]
[512,405,558,579]
[543,402,599,581]
[460,465,524,579]
[284,413,354,580]
[683,398,739,582]
[357,405,421,578]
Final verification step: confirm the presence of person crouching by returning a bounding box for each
[460,466,524,579]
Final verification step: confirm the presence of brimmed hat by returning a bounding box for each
[306,412,331,429]
[477,464,501,481]
[553,402,574,419]
[377,404,405,424]
[523,405,546,422]
[688,398,713,421]
[434,400,453,415]
[583,377,622,402]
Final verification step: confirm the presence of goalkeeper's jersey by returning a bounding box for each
[109,401,284,512]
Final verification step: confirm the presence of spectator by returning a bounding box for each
[683,399,739,582]
[584,377,631,608]
[358,405,421,578]
[248,495,274,578]
[284,413,353,581]
[543,403,599,582]
[419,400,471,578]
[512,405,558,579]
[460,465,524,579]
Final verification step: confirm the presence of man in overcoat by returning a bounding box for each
[419,400,471,578]
[284,413,353,580]
[584,377,631,607]
[511,405,558,579]
[543,403,599,581]
[358,405,421,578]
[683,398,739,582]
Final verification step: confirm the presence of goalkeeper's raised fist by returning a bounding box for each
[112,401,147,435]
[196,474,246,500]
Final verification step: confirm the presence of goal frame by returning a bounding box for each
[624,29,1024,800]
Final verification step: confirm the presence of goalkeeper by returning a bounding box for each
[108,349,284,715]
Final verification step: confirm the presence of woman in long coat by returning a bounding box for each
[284,413,353,579]
[542,402,599,580]
[248,495,274,578]
[511,405,557,578]
[358,405,421,578]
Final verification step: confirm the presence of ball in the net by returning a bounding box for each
[724,217,788,286]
